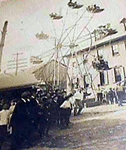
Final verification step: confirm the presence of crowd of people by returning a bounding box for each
[96,83,126,106]
[0,86,75,150]
[0,82,125,149]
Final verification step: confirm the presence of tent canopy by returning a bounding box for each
[0,59,67,90]
[0,71,41,90]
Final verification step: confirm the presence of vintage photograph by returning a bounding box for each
[0,0,126,149]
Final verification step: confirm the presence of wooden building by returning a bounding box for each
[67,20,126,100]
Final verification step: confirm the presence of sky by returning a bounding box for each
[0,0,126,72]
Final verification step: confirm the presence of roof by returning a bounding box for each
[33,59,67,83]
[33,59,67,73]
[65,34,126,57]
[0,70,41,90]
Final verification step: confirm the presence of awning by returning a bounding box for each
[0,59,67,90]
[0,71,41,90]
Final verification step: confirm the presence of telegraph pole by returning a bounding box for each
[0,21,8,72]
[13,52,23,75]
[7,52,27,75]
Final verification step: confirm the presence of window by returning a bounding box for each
[83,53,88,63]
[72,77,79,89]
[84,74,92,88]
[97,48,107,60]
[111,44,119,56]
[100,71,109,86]
[98,49,103,57]
[77,77,79,84]
[114,66,125,82]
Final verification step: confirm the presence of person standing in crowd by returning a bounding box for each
[58,91,74,128]
[124,76,126,89]
[9,91,36,149]
[116,85,123,106]
[113,88,118,104]
[59,98,72,128]
[97,84,103,103]
[0,102,10,149]
[108,88,114,104]
[73,88,83,116]
[7,99,17,134]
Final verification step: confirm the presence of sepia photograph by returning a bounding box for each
[0,0,126,149]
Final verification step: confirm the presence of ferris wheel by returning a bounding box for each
[35,0,105,90]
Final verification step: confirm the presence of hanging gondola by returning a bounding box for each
[92,55,111,71]
[86,4,104,13]
[67,0,75,7]
[49,13,63,20]
[106,29,118,36]
[67,0,83,9]
[69,43,78,49]
[92,23,118,41]
[36,31,49,40]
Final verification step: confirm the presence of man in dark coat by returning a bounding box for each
[10,91,38,149]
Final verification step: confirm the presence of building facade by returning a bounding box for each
[67,20,126,100]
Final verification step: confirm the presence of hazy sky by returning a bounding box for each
[0,0,126,71]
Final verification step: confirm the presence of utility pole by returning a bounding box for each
[0,21,8,72]
[13,52,23,76]
[7,52,27,75]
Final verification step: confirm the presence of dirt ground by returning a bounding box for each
[23,104,126,150]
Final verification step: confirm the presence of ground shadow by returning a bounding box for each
[21,117,126,150]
